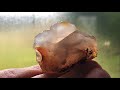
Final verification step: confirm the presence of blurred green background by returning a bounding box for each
[0,12,119,78]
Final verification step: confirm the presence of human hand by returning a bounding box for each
[0,61,111,78]
[0,65,63,78]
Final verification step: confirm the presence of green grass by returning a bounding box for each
[0,47,37,69]
[0,29,40,70]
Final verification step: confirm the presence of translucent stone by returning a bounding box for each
[33,21,97,73]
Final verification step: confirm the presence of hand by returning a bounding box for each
[0,61,111,78]
[0,65,63,78]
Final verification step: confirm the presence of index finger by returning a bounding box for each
[0,65,43,78]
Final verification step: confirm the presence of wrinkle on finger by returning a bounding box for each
[0,65,43,78]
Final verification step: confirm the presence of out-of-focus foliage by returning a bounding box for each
[97,12,120,48]
[69,12,120,48]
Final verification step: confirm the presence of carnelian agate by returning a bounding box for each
[33,22,97,73]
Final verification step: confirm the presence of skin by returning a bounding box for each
[0,65,63,78]
[59,60,111,78]
[0,60,110,78]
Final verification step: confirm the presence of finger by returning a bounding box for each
[32,73,64,78]
[0,65,43,78]
[31,74,45,78]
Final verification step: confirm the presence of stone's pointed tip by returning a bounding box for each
[59,21,72,25]
[50,21,77,31]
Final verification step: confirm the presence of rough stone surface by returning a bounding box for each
[33,21,97,73]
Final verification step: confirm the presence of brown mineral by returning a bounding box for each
[33,21,97,73]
